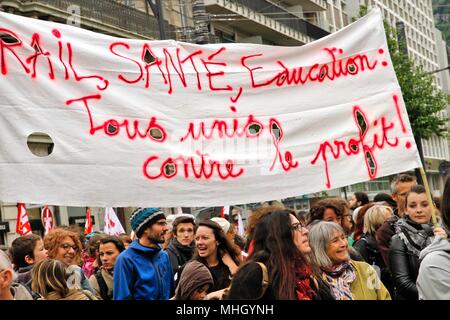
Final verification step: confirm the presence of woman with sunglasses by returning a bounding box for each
[227,209,333,300]
[43,227,95,294]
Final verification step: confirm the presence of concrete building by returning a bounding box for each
[0,0,181,248]
[201,0,356,45]
[344,0,450,197]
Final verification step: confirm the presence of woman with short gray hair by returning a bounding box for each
[308,221,391,300]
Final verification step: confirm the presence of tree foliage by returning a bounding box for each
[433,0,450,45]
[384,22,449,139]
[358,5,449,139]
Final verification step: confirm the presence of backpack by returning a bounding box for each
[359,236,383,278]
[166,246,186,285]
[94,270,110,300]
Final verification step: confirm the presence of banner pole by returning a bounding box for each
[419,167,438,227]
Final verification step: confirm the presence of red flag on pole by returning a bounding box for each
[16,203,32,236]
[221,206,230,218]
[84,207,93,234]
[41,205,54,235]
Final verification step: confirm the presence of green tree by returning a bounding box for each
[433,0,450,45]
[385,23,449,139]
[359,6,449,139]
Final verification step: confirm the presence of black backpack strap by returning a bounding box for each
[95,271,110,300]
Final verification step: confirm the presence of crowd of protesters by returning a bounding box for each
[1,172,450,300]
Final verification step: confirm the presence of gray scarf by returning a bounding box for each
[394,217,434,257]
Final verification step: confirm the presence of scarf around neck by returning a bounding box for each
[321,261,356,300]
[395,217,434,257]
[294,259,316,300]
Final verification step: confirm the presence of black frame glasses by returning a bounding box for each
[291,222,306,232]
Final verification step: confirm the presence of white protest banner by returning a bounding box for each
[0,8,422,207]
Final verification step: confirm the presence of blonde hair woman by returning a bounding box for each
[31,259,98,300]
[353,204,394,295]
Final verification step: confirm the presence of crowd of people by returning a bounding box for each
[1,172,450,300]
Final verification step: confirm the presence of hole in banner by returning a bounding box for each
[143,49,156,64]
[27,132,54,157]
[0,32,20,44]
[355,110,367,136]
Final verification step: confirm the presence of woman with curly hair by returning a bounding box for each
[43,227,94,293]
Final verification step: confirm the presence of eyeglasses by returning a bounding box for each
[60,243,78,252]
[291,222,306,232]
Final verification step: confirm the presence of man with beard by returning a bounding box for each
[113,208,174,300]
[165,215,196,282]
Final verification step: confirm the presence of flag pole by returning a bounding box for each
[419,167,438,228]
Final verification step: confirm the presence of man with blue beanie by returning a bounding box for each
[113,208,174,299]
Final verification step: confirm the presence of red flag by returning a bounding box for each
[41,205,54,235]
[221,206,230,218]
[84,208,93,234]
[16,203,32,236]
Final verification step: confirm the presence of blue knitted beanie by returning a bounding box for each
[130,207,165,235]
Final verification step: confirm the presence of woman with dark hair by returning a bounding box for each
[244,205,279,255]
[227,209,333,300]
[417,177,450,299]
[185,220,240,295]
[82,232,106,278]
[88,236,125,300]
[389,185,447,300]
[308,200,343,227]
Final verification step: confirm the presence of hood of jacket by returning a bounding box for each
[128,239,162,254]
[167,238,195,257]
[10,282,34,300]
[419,236,450,261]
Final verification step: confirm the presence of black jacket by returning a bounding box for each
[165,238,195,278]
[354,233,394,296]
[388,218,434,300]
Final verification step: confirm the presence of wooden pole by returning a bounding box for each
[419,167,438,227]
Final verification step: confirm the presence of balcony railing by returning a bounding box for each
[16,0,177,39]
[218,0,329,40]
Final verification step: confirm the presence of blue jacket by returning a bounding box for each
[113,240,174,300]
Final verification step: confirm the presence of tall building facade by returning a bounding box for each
[345,0,450,196]
[0,0,181,248]
[201,0,354,45]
